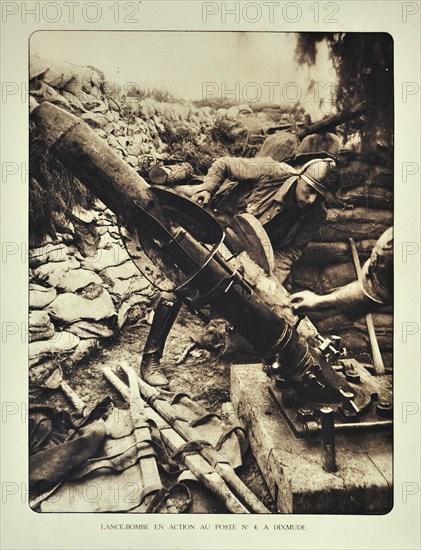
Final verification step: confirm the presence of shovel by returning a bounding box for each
[43,367,87,413]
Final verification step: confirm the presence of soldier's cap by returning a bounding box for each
[297,158,340,199]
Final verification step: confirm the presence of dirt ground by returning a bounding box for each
[32,303,276,513]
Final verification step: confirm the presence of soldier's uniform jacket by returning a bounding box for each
[203,156,327,282]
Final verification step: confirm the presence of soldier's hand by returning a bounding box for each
[191,189,212,206]
[291,290,322,312]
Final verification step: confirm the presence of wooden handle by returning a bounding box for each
[60,381,86,411]
[365,313,385,374]
[348,238,385,375]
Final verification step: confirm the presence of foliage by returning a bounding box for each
[211,117,246,146]
[160,121,221,174]
[29,121,95,244]
[295,33,394,149]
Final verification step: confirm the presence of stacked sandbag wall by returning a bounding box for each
[291,153,393,368]
[30,55,220,172]
[28,54,224,378]
[29,199,156,386]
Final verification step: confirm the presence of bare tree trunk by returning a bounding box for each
[148,162,194,185]
[298,102,366,139]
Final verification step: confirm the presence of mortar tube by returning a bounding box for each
[32,102,342,392]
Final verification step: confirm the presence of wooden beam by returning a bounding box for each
[231,364,392,514]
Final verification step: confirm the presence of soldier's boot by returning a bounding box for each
[139,292,182,388]
[140,352,169,388]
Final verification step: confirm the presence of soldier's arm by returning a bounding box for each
[192,157,280,206]
[291,281,380,319]
[291,229,393,318]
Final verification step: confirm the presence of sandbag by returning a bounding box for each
[370,165,394,188]
[295,133,341,160]
[29,331,80,367]
[257,133,299,162]
[57,269,102,293]
[110,277,151,298]
[30,54,49,80]
[117,292,152,328]
[91,99,109,114]
[317,261,358,293]
[32,260,71,287]
[72,218,101,257]
[30,81,71,109]
[60,90,86,112]
[29,310,51,327]
[81,244,129,272]
[72,205,96,224]
[299,240,375,266]
[71,338,98,363]
[65,320,115,339]
[97,231,118,249]
[29,310,55,342]
[292,261,358,294]
[47,288,115,324]
[100,261,140,283]
[29,325,55,343]
[337,332,392,353]
[29,284,57,309]
[29,243,69,268]
[41,61,76,89]
[290,264,321,292]
[315,208,393,242]
[337,186,393,210]
[67,256,81,269]
[338,160,367,188]
[315,312,393,332]
[80,111,109,128]
[62,66,103,97]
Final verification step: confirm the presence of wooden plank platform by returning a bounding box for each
[231,364,393,514]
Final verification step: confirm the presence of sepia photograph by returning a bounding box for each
[27,29,394,515]
[1,2,420,548]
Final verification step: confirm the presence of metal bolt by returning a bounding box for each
[376,401,393,418]
[339,388,360,414]
[345,370,361,384]
[320,407,337,473]
[331,335,342,349]
[297,407,315,422]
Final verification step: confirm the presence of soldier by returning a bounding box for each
[291,227,393,318]
[191,152,340,285]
